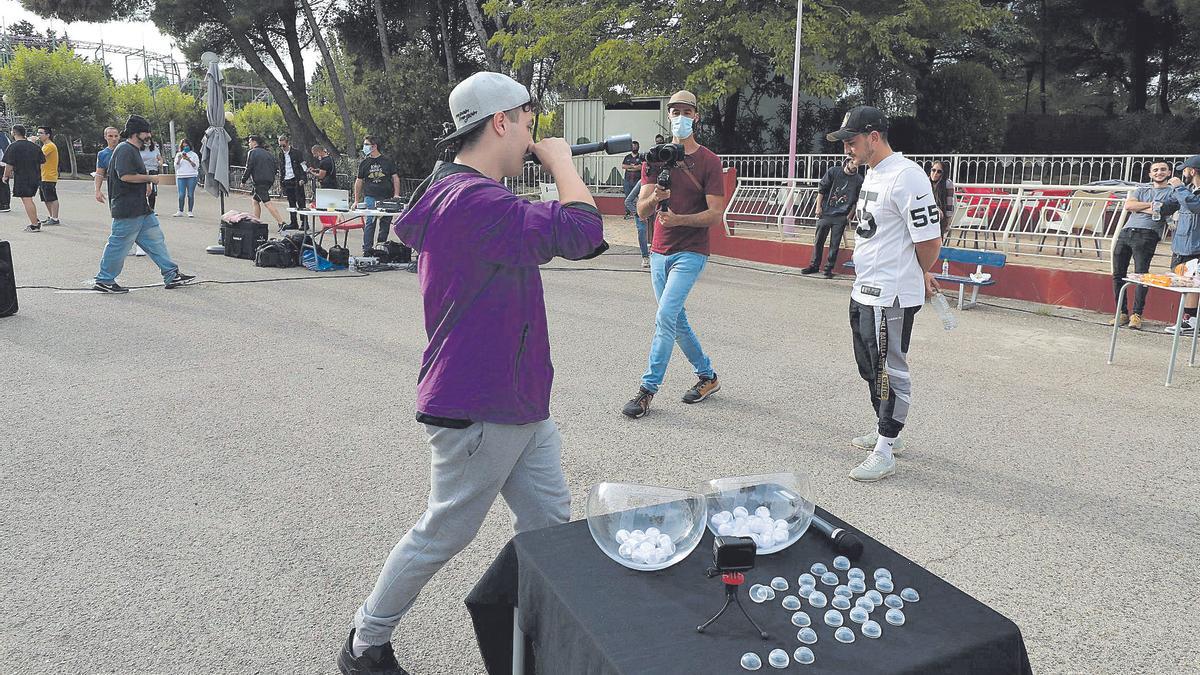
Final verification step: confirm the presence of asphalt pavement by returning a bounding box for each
[1,180,1195,674]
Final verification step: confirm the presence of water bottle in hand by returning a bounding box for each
[931,292,957,331]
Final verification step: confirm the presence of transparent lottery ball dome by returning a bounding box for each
[701,472,815,555]
[586,482,707,572]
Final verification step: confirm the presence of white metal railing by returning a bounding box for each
[723,177,1163,264]
[720,153,1191,186]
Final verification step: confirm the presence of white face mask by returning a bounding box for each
[362,144,372,156]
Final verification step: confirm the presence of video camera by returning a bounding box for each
[645,143,686,212]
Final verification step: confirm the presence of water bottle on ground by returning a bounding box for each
[931,292,957,331]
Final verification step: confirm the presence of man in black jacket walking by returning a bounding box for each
[278,134,306,230]
[242,135,285,227]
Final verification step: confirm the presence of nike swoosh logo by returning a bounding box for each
[917,193,929,200]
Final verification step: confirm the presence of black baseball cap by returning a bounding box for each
[826,106,889,142]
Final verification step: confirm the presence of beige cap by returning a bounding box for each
[667,90,698,110]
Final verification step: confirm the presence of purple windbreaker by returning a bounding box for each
[394,167,605,425]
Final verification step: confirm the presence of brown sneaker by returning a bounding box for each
[682,374,720,404]
[622,387,654,418]
[1109,312,1129,327]
[1128,313,1143,330]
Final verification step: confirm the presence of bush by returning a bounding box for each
[916,62,1004,153]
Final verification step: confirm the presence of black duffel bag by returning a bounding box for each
[255,239,298,268]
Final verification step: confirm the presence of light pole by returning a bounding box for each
[781,0,805,234]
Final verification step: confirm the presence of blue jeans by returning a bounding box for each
[176,176,198,212]
[624,185,650,257]
[362,196,394,253]
[641,251,714,393]
[96,213,179,283]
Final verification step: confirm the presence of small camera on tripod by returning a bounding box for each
[697,536,768,639]
[645,143,685,213]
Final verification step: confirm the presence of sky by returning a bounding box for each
[0,1,320,84]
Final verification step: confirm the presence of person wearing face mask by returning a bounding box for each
[172,138,200,217]
[354,136,400,255]
[336,72,606,675]
[622,90,726,419]
[92,115,197,293]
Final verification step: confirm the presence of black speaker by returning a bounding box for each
[0,240,17,317]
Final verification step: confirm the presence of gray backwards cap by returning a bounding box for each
[440,72,531,146]
[1176,155,1200,171]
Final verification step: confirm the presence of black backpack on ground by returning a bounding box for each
[254,239,297,268]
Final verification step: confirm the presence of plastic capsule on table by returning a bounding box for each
[820,571,839,586]
[831,596,851,610]
[767,648,790,669]
[790,611,811,627]
[834,626,855,643]
[849,606,869,624]
[807,591,827,608]
[770,576,789,592]
[782,595,802,611]
[873,567,891,581]
[884,594,904,609]
[793,646,815,665]
[900,587,920,603]
[764,588,776,600]
[848,567,865,581]
[797,627,818,644]
[833,555,851,571]
[862,619,882,638]
[810,562,828,576]
[886,608,906,626]
[798,573,816,587]
[824,609,844,627]
[847,578,866,594]
[834,585,852,598]
[875,577,894,593]
[855,596,875,612]
[749,585,770,603]
[797,584,814,599]
[865,590,883,607]
[741,652,762,671]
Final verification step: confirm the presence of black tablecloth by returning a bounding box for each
[466,507,1032,674]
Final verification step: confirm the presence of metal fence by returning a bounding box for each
[720,153,1191,186]
[724,177,1158,264]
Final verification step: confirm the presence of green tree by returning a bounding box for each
[113,82,207,152]
[0,45,111,176]
[916,62,1004,152]
[230,101,288,141]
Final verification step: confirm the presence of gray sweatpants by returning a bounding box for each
[353,419,570,646]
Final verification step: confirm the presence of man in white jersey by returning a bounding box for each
[826,106,942,482]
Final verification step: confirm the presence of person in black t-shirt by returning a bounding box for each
[309,144,339,189]
[802,157,864,278]
[2,125,45,231]
[620,140,643,218]
[92,115,197,293]
[354,136,399,254]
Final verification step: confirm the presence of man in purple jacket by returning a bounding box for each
[338,72,607,675]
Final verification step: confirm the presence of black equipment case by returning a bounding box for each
[0,241,16,317]
[221,218,269,260]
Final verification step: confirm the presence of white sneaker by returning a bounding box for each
[849,451,896,482]
[641,256,650,269]
[173,211,184,217]
[1165,317,1196,335]
[134,245,147,257]
[850,431,904,455]
[187,212,195,218]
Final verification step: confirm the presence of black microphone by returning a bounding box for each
[810,514,864,560]
[524,134,633,164]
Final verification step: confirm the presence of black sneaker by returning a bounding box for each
[622,387,654,418]
[822,270,835,279]
[800,266,818,274]
[682,374,720,404]
[25,223,41,232]
[164,271,198,289]
[337,628,408,675]
[93,281,129,294]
